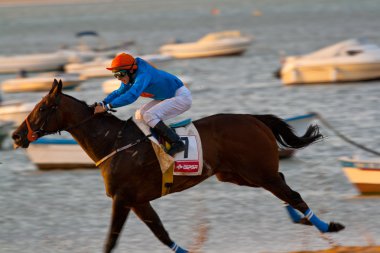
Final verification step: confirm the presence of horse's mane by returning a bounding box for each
[63,93,93,108]
[63,93,126,124]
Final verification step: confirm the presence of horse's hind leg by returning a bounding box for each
[132,202,188,253]
[105,196,131,253]
[261,173,345,233]
[278,172,311,225]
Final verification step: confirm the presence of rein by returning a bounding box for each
[95,137,145,166]
[95,119,148,166]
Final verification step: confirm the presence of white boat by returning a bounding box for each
[0,120,13,148]
[159,30,253,59]
[277,39,380,85]
[0,101,35,126]
[1,73,82,93]
[0,30,136,74]
[279,113,318,159]
[65,54,173,80]
[339,156,380,194]
[0,50,86,74]
[26,138,95,170]
[102,75,193,94]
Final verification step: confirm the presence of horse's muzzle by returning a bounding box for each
[12,132,30,148]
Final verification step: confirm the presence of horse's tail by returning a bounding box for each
[254,114,323,149]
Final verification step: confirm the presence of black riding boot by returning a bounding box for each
[154,121,185,156]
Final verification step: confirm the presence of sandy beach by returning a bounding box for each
[290,246,380,253]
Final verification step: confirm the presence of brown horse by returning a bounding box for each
[12,80,344,253]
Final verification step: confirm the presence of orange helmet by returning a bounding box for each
[106,53,138,71]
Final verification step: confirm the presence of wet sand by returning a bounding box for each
[290,245,380,253]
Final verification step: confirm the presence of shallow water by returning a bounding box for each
[0,1,379,252]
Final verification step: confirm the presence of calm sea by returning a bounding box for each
[0,0,379,252]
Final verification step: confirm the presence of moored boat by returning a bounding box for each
[0,50,85,74]
[277,39,380,85]
[159,30,253,59]
[26,138,95,170]
[0,101,35,126]
[1,73,82,93]
[339,156,380,194]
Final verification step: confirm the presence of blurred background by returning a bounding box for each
[0,0,379,252]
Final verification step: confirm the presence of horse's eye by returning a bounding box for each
[39,106,46,111]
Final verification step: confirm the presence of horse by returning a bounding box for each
[12,80,344,253]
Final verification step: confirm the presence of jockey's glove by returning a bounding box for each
[90,101,103,108]
[91,101,116,112]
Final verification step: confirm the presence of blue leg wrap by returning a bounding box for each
[304,208,329,233]
[284,204,302,223]
[169,242,188,253]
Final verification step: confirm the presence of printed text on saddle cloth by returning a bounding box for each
[173,135,201,175]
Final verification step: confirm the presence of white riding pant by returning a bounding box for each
[135,86,192,128]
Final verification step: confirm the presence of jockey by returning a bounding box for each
[94,53,192,157]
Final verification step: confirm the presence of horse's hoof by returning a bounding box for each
[328,222,345,232]
[299,217,313,226]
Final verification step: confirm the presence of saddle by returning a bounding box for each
[133,117,203,196]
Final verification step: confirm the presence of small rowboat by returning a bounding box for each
[339,156,380,194]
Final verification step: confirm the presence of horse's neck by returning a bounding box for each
[66,112,125,163]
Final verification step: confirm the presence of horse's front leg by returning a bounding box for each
[132,202,189,253]
[104,195,130,253]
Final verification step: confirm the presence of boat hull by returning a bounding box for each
[281,62,380,85]
[159,30,253,59]
[0,52,73,74]
[342,168,380,194]
[160,43,251,59]
[340,157,380,194]
[0,102,35,126]
[160,39,252,59]
[26,142,95,170]
[1,75,82,93]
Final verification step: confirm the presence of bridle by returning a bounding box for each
[24,94,149,166]
[25,94,95,142]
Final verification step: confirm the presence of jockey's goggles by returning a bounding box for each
[113,70,128,79]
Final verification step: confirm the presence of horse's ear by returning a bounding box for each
[49,79,62,95]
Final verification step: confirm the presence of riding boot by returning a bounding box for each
[153,121,185,156]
